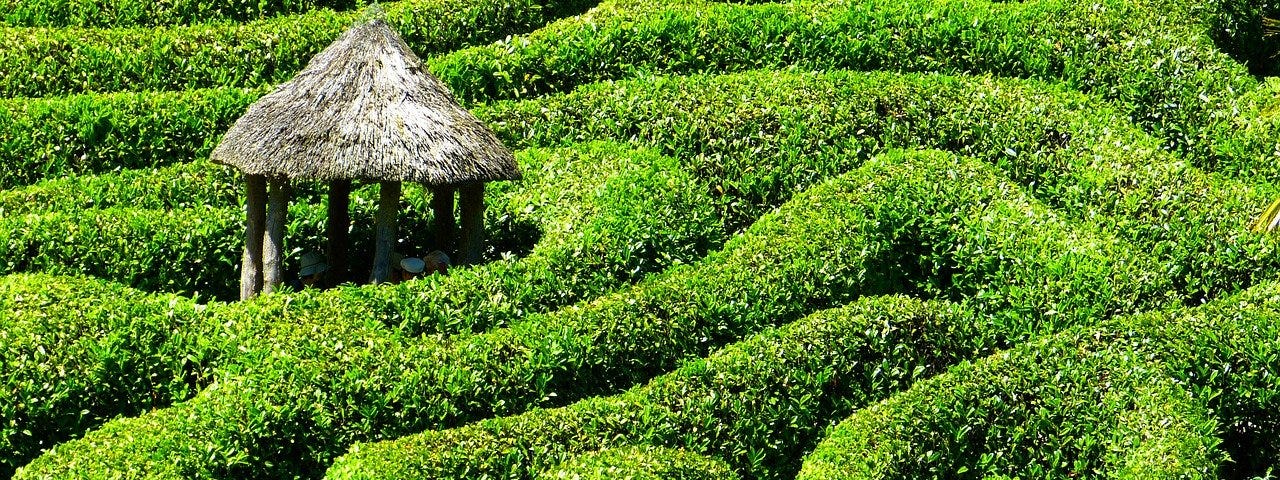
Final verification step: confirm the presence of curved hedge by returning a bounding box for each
[16,149,1172,478]
[797,340,1219,478]
[0,273,207,478]
[0,160,239,215]
[0,0,597,97]
[0,88,258,190]
[538,445,740,480]
[0,0,360,28]
[431,0,1254,154]
[0,142,725,476]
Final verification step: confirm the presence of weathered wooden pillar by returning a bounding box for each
[458,183,485,265]
[431,186,456,256]
[262,177,290,294]
[240,174,267,300]
[370,181,401,283]
[326,179,351,287]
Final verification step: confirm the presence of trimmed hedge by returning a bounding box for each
[432,0,1255,154]
[797,337,1219,478]
[16,150,1172,478]
[1209,77,1280,186]
[475,69,1280,302]
[0,273,208,479]
[0,88,259,190]
[0,0,360,28]
[801,278,1280,479]
[538,445,741,480]
[0,205,244,299]
[0,160,239,215]
[0,0,596,97]
[0,143,723,475]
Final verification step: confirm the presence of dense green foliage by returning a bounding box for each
[0,0,596,97]
[0,0,361,28]
[0,274,207,476]
[8,0,1280,475]
[538,446,741,480]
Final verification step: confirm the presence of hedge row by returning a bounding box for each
[801,277,1280,479]
[797,337,1219,478]
[0,0,360,28]
[326,295,980,480]
[0,0,597,97]
[0,143,723,475]
[474,69,1280,302]
[1208,77,1280,187]
[0,205,244,299]
[430,0,1255,154]
[0,88,258,190]
[538,446,740,480]
[0,273,208,478]
[0,160,239,215]
[15,150,1171,478]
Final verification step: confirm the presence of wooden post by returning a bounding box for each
[326,180,351,287]
[262,177,290,294]
[370,181,401,284]
[431,186,456,257]
[240,174,267,300]
[458,183,485,265]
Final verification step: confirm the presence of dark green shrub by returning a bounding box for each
[0,0,597,97]
[0,160,240,215]
[538,445,741,480]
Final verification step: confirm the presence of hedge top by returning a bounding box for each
[210,19,519,186]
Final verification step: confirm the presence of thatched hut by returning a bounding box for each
[211,18,520,300]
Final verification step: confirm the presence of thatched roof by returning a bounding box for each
[210,19,519,185]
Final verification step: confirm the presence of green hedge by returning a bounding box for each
[0,160,240,215]
[16,150,1171,478]
[0,205,244,299]
[0,273,208,479]
[797,338,1219,478]
[0,0,360,28]
[0,143,724,476]
[800,278,1280,479]
[432,0,1255,154]
[0,88,258,190]
[0,0,597,97]
[1209,78,1280,187]
[537,445,741,480]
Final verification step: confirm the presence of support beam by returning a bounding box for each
[431,186,456,257]
[458,183,485,266]
[370,181,401,284]
[326,179,351,287]
[262,177,290,294]
[240,174,266,301]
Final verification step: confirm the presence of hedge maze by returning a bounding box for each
[4,0,1280,478]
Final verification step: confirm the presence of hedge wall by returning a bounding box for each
[797,336,1219,478]
[431,0,1255,155]
[0,0,597,97]
[0,274,207,478]
[0,0,360,28]
[15,149,1171,478]
[538,445,741,480]
[0,143,724,475]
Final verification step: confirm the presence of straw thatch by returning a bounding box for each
[210,19,519,186]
